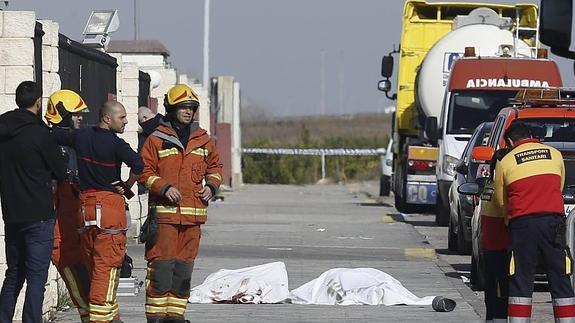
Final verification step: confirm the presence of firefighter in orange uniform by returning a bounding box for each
[46,90,91,322]
[480,149,509,323]
[139,84,222,323]
[494,121,575,322]
[54,100,143,323]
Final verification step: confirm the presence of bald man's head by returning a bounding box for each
[99,100,128,133]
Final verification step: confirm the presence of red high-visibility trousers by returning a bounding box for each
[145,224,201,320]
[52,181,91,323]
[80,191,127,323]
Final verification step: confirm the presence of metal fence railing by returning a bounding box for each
[242,148,383,180]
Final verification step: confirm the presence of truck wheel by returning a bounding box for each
[380,175,391,197]
[448,217,457,252]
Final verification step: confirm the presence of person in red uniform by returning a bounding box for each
[139,84,222,323]
[55,100,143,323]
[480,149,509,323]
[46,89,91,322]
[493,121,574,322]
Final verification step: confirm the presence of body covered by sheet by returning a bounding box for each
[289,268,436,306]
[189,261,289,304]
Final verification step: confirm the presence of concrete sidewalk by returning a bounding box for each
[53,183,481,322]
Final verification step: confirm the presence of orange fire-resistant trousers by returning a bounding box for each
[52,181,91,323]
[80,191,127,323]
[145,223,201,320]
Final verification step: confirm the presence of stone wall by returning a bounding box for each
[110,53,142,239]
[0,12,60,321]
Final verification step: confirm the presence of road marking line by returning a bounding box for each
[404,248,436,260]
[383,215,396,223]
[266,247,293,251]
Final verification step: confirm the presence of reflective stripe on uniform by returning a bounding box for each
[158,147,179,158]
[166,305,186,316]
[155,205,207,216]
[207,173,222,181]
[146,176,161,189]
[156,205,178,214]
[553,297,575,320]
[190,148,209,156]
[89,303,118,322]
[167,296,188,315]
[509,297,532,322]
[106,267,118,303]
[146,304,167,314]
[147,296,169,305]
[180,207,207,216]
[63,267,88,309]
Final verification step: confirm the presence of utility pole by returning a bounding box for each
[339,50,345,115]
[203,0,211,90]
[320,49,326,116]
[133,0,138,40]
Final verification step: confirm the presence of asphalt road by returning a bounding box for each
[53,182,485,323]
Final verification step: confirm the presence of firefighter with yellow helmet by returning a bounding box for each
[45,89,91,322]
[139,84,223,323]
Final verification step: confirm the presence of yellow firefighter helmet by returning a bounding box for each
[45,89,87,125]
[164,84,200,113]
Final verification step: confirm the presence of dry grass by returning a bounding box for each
[241,113,392,146]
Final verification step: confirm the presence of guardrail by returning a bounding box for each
[241,148,384,180]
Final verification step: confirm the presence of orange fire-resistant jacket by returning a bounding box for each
[139,120,223,225]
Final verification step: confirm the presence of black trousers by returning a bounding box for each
[0,219,55,323]
[484,249,509,320]
[508,214,574,300]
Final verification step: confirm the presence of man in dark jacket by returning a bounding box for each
[0,81,66,323]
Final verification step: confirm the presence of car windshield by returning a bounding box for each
[447,90,517,135]
[519,119,575,144]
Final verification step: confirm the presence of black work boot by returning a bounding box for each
[146,317,164,323]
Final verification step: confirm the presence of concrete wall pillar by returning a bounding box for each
[111,53,142,238]
[231,81,242,188]
[0,12,59,321]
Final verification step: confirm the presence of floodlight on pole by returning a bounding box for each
[82,9,120,51]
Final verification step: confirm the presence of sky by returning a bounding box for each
[10,0,575,117]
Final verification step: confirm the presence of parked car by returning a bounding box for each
[379,139,394,196]
[447,122,492,254]
[459,90,575,289]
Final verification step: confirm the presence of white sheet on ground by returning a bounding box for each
[289,268,436,306]
[189,261,289,304]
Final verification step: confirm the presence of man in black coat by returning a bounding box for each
[0,81,66,323]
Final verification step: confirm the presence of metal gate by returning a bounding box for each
[58,34,117,126]
[33,22,44,87]
[138,71,150,108]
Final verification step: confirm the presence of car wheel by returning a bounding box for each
[435,198,449,227]
[448,217,457,252]
[457,212,471,255]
